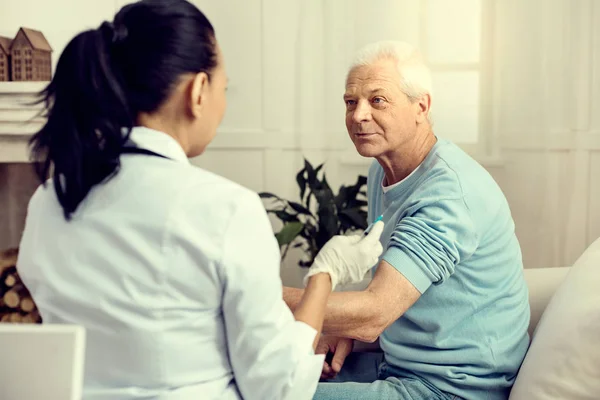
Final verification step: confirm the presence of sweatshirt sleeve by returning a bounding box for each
[382,197,479,293]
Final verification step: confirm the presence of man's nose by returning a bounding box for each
[352,100,372,124]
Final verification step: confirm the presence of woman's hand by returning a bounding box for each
[304,221,384,291]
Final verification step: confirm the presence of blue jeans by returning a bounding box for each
[313,352,461,400]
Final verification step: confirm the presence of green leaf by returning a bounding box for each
[288,201,313,216]
[343,175,367,202]
[315,163,324,175]
[313,174,335,207]
[338,213,355,232]
[275,222,304,246]
[304,159,316,184]
[339,207,368,230]
[316,210,339,248]
[303,161,326,212]
[299,225,318,254]
[296,168,307,202]
[334,186,348,209]
[258,192,280,200]
[352,199,368,207]
[299,227,314,240]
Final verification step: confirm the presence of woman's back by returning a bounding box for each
[18,127,263,399]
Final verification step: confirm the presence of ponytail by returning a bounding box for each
[31,22,132,220]
[30,0,217,220]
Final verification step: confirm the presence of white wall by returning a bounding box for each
[1,0,599,287]
[491,0,600,269]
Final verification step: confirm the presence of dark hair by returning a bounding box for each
[30,0,217,219]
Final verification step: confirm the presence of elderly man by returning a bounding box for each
[283,41,530,400]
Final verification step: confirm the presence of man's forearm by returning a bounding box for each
[283,286,382,341]
[283,286,304,312]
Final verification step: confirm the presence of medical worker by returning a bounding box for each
[16,1,384,399]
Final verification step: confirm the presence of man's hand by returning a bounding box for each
[315,335,354,380]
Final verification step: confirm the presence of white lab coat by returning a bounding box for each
[17,126,324,400]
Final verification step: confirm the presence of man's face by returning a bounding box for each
[344,59,425,158]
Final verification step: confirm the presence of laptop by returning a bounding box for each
[0,324,86,400]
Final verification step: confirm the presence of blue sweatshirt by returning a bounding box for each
[368,138,530,400]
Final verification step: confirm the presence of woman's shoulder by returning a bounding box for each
[169,165,267,230]
[26,180,58,213]
[183,165,260,205]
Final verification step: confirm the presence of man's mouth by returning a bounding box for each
[355,132,377,137]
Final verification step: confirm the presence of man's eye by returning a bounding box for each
[345,100,356,106]
[372,97,384,103]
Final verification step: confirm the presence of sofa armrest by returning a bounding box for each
[523,266,570,337]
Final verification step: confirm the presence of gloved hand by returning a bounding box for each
[304,221,384,291]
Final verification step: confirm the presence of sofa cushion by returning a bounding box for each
[509,237,600,400]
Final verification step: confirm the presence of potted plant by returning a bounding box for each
[259,159,368,267]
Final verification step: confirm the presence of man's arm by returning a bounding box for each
[283,197,480,342]
[284,260,421,342]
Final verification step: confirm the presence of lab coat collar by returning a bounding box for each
[127,126,190,164]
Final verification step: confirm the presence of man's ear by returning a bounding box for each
[189,72,210,119]
[415,93,431,124]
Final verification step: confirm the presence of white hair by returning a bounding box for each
[349,41,433,103]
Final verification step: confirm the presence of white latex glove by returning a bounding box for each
[304,221,385,291]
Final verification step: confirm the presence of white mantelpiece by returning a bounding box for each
[0,82,46,163]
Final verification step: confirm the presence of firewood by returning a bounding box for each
[4,282,24,293]
[1,288,21,309]
[20,297,35,313]
[8,313,22,323]
[25,310,40,323]
[4,273,18,288]
[0,312,22,323]
[21,312,39,324]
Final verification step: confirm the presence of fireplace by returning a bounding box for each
[0,163,39,250]
[0,82,45,250]
[0,81,45,324]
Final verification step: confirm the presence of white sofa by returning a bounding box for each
[522,266,570,336]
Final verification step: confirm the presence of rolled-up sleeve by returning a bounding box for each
[383,197,479,294]
[220,192,324,400]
